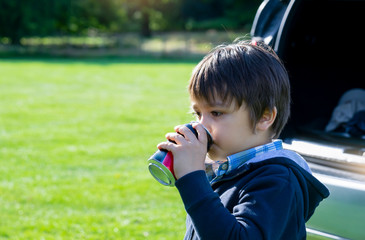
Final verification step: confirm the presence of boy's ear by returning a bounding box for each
[256,107,277,132]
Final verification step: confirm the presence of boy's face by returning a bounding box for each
[191,96,270,161]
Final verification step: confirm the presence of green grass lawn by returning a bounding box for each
[0,58,197,239]
[0,57,333,240]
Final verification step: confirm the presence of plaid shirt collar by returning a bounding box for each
[207,140,283,182]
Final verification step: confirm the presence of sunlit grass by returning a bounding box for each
[0,58,196,239]
[0,57,331,239]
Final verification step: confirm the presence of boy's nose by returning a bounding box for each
[199,115,212,134]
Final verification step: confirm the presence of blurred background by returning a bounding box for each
[0,1,262,239]
[0,0,261,58]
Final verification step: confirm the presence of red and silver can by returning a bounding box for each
[148,123,213,186]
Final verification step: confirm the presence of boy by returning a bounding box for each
[157,40,329,239]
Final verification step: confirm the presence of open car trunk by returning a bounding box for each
[251,0,365,239]
[251,0,365,172]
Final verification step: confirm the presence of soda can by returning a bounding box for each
[148,123,213,186]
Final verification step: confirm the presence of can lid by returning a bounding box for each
[148,159,176,187]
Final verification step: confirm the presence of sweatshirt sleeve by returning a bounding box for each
[175,166,303,240]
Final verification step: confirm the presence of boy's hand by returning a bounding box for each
[157,123,208,179]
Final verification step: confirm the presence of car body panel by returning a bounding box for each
[308,172,365,239]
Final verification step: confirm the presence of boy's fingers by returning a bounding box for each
[174,125,183,132]
[157,141,176,151]
[164,123,207,148]
[165,132,186,144]
[175,125,196,142]
[192,123,207,144]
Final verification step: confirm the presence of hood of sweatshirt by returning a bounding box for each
[217,149,330,221]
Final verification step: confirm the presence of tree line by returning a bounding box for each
[0,0,262,45]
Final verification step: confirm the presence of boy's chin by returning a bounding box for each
[207,150,226,162]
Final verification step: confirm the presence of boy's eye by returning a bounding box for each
[211,111,222,117]
[193,111,201,119]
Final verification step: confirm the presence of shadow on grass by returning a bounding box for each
[0,54,202,65]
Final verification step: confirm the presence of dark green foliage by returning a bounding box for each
[0,0,262,45]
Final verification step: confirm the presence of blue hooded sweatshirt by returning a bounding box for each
[175,149,330,240]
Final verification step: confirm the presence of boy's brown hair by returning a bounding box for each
[188,40,291,138]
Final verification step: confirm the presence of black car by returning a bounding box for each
[251,0,365,239]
